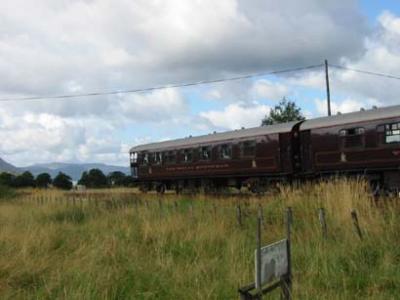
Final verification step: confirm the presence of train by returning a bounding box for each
[129,104,400,194]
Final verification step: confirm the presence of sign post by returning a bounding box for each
[239,210,292,299]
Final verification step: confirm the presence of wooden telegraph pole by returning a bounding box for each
[325,59,331,116]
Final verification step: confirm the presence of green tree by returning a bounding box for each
[13,171,35,188]
[78,171,89,186]
[78,169,107,188]
[261,97,305,126]
[53,172,73,190]
[107,171,126,186]
[122,175,137,187]
[36,173,52,188]
[0,172,15,187]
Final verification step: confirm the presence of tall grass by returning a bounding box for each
[0,179,398,299]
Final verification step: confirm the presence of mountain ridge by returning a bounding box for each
[0,158,19,174]
[0,158,130,181]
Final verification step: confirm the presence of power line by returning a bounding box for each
[329,64,400,81]
[0,64,323,102]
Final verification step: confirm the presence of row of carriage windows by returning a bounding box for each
[339,122,400,148]
[136,141,256,165]
[131,122,400,164]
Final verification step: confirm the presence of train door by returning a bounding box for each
[279,132,292,173]
[300,130,312,172]
[291,123,302,172]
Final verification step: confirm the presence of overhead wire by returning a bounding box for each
[2,62,399,103]
[0,64,323,102]
[329,64,400,81]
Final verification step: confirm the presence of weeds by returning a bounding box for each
[0,179,398,299]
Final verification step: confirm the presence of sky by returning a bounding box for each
[0,0,399,167]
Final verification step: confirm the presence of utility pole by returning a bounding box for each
[325,59,331,116]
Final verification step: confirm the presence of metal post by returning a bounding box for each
[325,59,331,116]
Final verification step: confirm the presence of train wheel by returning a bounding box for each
[139,183,149,193]
[156,183,166,194]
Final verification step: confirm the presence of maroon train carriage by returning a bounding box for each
[130,104,400,193]
[297,104,400,191]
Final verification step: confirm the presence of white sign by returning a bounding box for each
[255,239,288,289]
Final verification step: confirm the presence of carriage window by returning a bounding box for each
[384,122,400,143]
[339,127,365,148]
[219,144,232,159]
[241,140,256,157]
[148,153,155,164]
[143,152,149,165]
[199,146,211,160]
[165,151,176,164]
[182,149,193,163]
[130,152,138,163]
[154,152,163,164]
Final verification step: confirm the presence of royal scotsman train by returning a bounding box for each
[129,104,400,193]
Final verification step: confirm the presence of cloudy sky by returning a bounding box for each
[0,0,399,167]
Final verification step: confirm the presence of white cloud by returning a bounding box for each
[200,102,270,130]
[117,88,188,123]
[290,11,400,108]
[0,0,380,165]
[251,79,289,100]
[314,98,381,116]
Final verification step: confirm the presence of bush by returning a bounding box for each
[53,172,73,190]
[36,173,52,188]
[78,169,107,188]
[13,171,35,188]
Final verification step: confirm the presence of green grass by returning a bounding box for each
[0,179,398,299]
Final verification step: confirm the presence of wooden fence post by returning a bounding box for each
[256,215,262,298]
[283,207,293,300]
[318,208,327,239]
[258,203,264,227]
[237,204,243,227]
[351,209,363,240]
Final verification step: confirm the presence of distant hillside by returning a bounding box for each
[0,158,19,174]
[22,163,130,181]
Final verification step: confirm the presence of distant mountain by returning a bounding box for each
[0,158,19,174]
[22,162,130,181]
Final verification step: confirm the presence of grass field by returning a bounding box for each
[0,179,399,299]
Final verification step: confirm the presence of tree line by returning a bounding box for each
[0,169,135,190]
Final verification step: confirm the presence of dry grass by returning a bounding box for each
[0,178,399,299]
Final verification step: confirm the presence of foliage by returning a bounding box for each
[78,169,108,188]
[106,171,136,187]
[121,175,137,187]
[53,172,73,190]
[12,171,35,188]
[0,184,16,199]
[261,97,305,126]
[107,171,127,186]
[36,173,52,188]
[0,180,398,299]
[0,172,15,187]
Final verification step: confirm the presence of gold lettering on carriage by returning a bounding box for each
[166,163,229,172]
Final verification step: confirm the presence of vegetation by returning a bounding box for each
[0,179,398,299]
[35,173,52,188]
[261,97,305,126]
[78,169,108,188]
[52,172,73,190]
[0,172,15,186]
[12,171,36,188]
[0,169,134,190]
